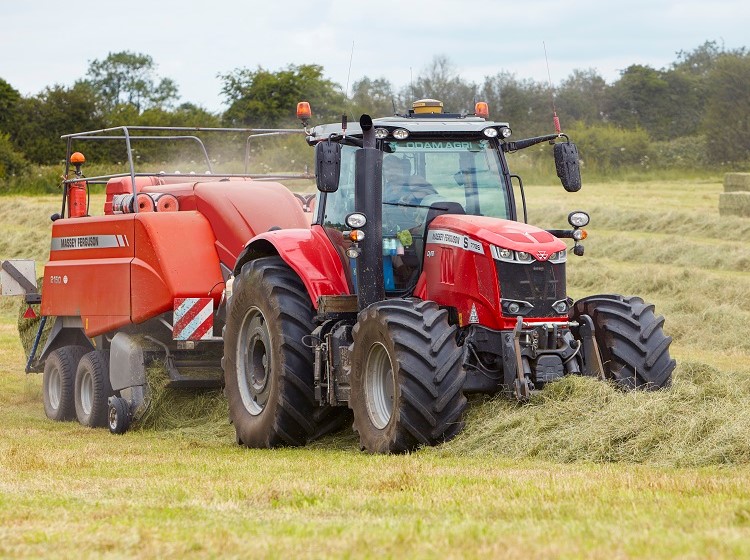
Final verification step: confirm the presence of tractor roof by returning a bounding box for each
[308,114,511,141]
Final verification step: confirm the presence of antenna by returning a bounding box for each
[344,40,355,132]
[543,41,561,134]
[344,40,355,99]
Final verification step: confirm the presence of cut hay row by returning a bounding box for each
[441,362,750,467]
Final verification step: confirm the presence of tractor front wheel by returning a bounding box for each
[350,299,466,453]
[572,294,675,389]
[223,257,317,448]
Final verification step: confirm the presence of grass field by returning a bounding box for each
[2,179,750,558]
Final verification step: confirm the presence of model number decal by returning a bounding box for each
[426,229,484,255]
[50,235,129,251]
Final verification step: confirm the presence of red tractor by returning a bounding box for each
[222,100,675,453]
[24,100,674,453]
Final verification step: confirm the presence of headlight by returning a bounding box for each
[550,249,567,263]
[392,128,409,140]
[498,248,512,259]
[552,300,569,314]
[568,211,590,228]
[483,127,499,138]
[345,212,367,228]
[374,128,389,139]
[516,251,532,262]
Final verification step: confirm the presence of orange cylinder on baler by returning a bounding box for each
[67,180,87,217]
[67,151,88,217]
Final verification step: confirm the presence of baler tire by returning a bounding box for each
[350,299,466,454]
[108,397,130,435]
[43,346,88,421]
[223,257,318,448]
[572,294,675,390]
[74,350,113,428]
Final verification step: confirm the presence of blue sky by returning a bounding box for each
[1,0,748,112]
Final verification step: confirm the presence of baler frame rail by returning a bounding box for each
[58,125,313,217]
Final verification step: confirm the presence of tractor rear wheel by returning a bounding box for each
[350,299,466,453]
[43,346,87,421]
[572,294,675,389]
[224,257,319,447]
[75,350,113,428]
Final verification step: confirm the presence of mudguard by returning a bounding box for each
[234,224,351,308]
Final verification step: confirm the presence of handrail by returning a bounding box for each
[58,125,311,214]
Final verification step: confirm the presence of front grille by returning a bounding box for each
[496,260,566,317]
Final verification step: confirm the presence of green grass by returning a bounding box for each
[3,179,750,557]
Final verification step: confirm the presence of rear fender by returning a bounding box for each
[38,316,95,363]
[234,225,351,308]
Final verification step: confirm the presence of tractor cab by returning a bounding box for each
[308,99,575,298]
[318,129,514,293]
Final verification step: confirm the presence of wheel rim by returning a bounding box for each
[80,368,93,415]
[236,306,272,416]
[48,366,61,410]
[364,342,396,430]
[108,403,118,430]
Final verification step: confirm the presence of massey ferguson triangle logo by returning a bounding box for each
[536,250,549,260]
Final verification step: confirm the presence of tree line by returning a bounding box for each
[1,40,749,180]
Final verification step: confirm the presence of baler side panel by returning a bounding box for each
[194,181,309,266]
[42,215,135,336]
[131,212,223,324]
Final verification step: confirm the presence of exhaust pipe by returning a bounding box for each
[354,114,384,310]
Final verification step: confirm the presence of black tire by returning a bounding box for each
[223,256,318,448]
[43,346,87,421]
[572,294,675,390]
[350,299,466,454]
[74,350,113,428]
[108,396,130,434]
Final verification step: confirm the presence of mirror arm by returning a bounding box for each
[503,133,561,153]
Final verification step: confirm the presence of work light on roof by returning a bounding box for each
[483,127,498,138]
[374,128,389,139]
[500,126,512,138]
[392,128,409,140]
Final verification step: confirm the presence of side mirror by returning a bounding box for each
[554,141,582,192]
[315,139,341,193]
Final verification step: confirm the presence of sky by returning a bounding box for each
[1,0,749,113]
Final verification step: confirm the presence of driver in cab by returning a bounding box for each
[382,155,436,205]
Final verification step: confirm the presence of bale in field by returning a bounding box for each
[723,173,750,192]
[719,192,750,217]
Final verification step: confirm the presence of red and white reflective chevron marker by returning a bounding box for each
[173,298,214,340]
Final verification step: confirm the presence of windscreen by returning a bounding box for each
[321,138,513,293]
